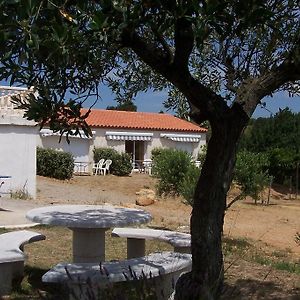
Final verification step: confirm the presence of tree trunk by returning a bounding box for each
[175,114,248,300]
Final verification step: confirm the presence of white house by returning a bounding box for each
[37,109,207,173]
[0,86,38,198]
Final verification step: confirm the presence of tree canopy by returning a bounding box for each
[1,1,299,130]
[1,1,300,299]
[106,99,137,111]
[240,108,300,185]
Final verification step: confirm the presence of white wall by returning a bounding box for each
[0,117,38,198]
[93,128,206,160]
[37,127,206,174]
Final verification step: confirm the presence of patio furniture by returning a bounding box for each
[42,251,192,300]
[74,162,88,174]
[99,159,112,176]
[112,227,191,258]
[92,159,105,175]
[0,230,46,296]
[143,159,153,175]
[0,175,12,197]
[195,160,201,168]
[26,204,152,263]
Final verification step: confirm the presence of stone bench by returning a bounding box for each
[42,251,191,300]
[112,227,191,258]
[0,230,46,296]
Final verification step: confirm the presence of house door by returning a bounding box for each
[125,141,145,163]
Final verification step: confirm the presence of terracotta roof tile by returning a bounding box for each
[81,109,206,133]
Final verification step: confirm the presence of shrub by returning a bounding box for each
[37,147,74,180]
[178,163,201,205]
[267,148,300,186]
[152,148,192,195]
[93,147,132,176]
[197,144,207,166]
[233,150,270,204]
[112,153,132,176]
[151,147,163,160]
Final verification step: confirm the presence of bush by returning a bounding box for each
[37,147,74,180]
[151,147,163,160]
[267,148,300,186]
[93,147,132,176]
[152,148,192,195]
[112,153,133,176]
[178,163,201,205]
[234,150,270,204]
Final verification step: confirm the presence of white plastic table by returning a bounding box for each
[26,204,152,263]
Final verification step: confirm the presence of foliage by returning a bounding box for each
[240,109,300,186]
[152,148,192,196]
[112,152,132,176]
[93,148,132,176]
[197,145,207,166]
[36,147,74,180]
[10,185,31,200]
[93,148,119,168]
[233,150,270,205]
[106,100,137,111]
[241,109,300,153]
[150,148,163,160]
[267,148,300,185]
[178,164,201,206]
[1,1,300,298]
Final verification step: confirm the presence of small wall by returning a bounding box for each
[0,116,38,199]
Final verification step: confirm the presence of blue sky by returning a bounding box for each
[81,85,300,118]
[1,80,299,118]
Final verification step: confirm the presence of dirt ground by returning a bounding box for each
[36,174,300,299]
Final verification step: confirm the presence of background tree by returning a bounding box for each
[240,109,300,186]
[106,99,137,111]
[1,1,300,299]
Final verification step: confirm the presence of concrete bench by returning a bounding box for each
[42,251,192,300]
[112,227,191,258]
[0,230,46,296]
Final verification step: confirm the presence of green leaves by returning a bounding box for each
[234,150,270,203]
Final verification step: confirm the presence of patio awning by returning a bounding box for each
[40,129,95,139]
[160,133,202,142]
[106,131,153,141]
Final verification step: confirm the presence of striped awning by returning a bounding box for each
[160,133,202,142]
[40,129,95,139]
[106,131,153,141]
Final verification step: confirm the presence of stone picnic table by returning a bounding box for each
[26,204,152,263]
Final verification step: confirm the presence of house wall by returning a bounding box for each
[0,116,38,199]
[37,127,206,173]
[92,128,206,161]
[37,135,92,163]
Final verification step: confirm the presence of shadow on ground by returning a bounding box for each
[222,279,300,299]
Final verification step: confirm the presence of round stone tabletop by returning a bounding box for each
[26,204,152,228]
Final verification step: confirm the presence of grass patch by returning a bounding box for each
[3,226,298,299]
[0,227,9,234]
[8,225,172,299]
[223,236,300,275]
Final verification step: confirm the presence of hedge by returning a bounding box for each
[93,147,132,176]
[37,147,74,180]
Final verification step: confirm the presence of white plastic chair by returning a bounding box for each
[92,159,105,175]
[143,159,152,175]
[99,159,112,176]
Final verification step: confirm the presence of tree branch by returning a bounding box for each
[120,28,172,77]
[235,41,300,118]
[120,27,231,123]
[151,26,174,64]
[226,193,245,210]
[173,17,194,70]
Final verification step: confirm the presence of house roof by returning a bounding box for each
[81,109,207,133]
